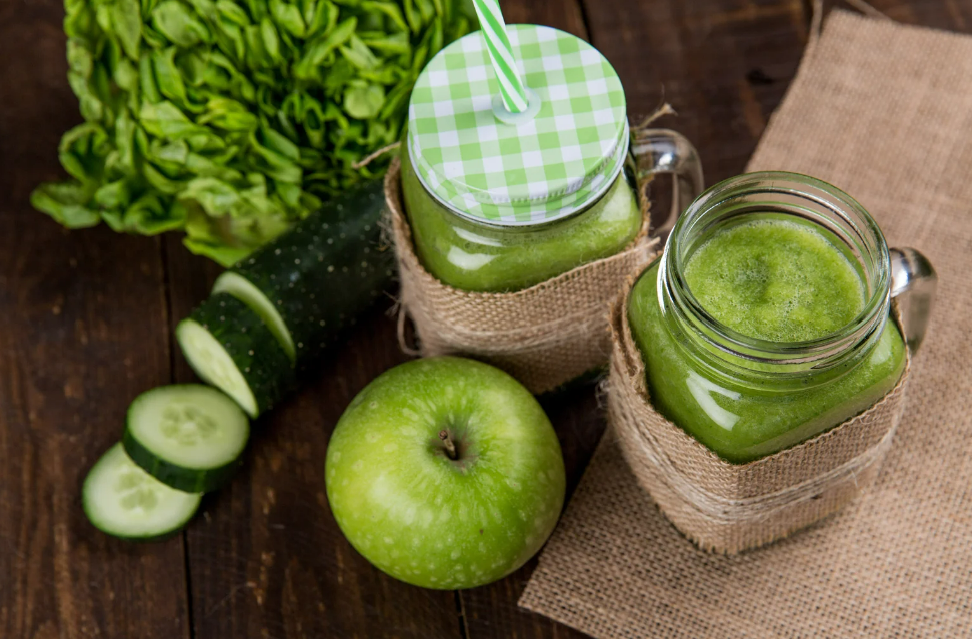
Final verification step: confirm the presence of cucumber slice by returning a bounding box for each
[213,179,393,371]
[83,443,202,540]
[123,385,250,493]
[177,294,295,418]
[212,271,295,362]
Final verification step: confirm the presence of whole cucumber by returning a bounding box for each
[213,179,395,371]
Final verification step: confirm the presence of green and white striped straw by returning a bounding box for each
[472,0,529,113]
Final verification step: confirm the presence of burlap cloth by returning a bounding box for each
[609,280,911,555]
[520,10,972,638]
[385,159,658,395]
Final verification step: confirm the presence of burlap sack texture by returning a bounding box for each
[385,158,658,395]
[609,277,910,555]
[520,10,972,638]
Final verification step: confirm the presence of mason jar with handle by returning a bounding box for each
[627,172,936,463]
[400,21,703,292]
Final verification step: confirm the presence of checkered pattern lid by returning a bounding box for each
[406,24,629,225]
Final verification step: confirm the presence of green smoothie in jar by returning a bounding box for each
[628,173,935,463]
[401,24,701,292]
[402,152,641,292]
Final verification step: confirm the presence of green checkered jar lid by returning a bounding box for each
[406,24,629,226]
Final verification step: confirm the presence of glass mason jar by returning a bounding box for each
[400,23,703,293]
[402,130,703,292]
[628,172,936,464]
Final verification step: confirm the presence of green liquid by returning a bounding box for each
[684,219,866,342]
[628,218,906,463]
[401,152,642,292]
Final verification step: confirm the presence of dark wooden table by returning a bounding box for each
[0,0,964,637]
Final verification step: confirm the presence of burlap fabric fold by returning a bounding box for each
[609,279,910,555]
[385,158,658,394]
[521,10,972,638]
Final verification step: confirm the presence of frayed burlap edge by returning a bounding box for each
[385,157,659,394]
[609,274,912,554]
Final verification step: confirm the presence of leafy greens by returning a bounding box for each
[34,0,474,265]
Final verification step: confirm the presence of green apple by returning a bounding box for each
[325,356,566,590]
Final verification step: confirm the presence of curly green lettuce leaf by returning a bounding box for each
[34,0,475,265]
[31,181,101,228]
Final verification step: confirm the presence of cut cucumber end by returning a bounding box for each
[178,294,296,418]
[124,385,250,493]
[213,271,296,363]
[222,179,393,370]
[176,319,260,418]
[83,443,202,540]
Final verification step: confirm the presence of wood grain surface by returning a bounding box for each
[0,0,962,637]
[0,0,191,637]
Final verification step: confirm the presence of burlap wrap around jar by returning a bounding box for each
[385,158,659,394]
[608,277,912,554]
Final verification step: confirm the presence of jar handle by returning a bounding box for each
[889,247,937,353]
[630,128,704,241]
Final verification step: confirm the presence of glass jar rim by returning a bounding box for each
[405,140,634,230]
[661,171,892,372]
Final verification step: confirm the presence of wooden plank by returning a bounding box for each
[0,0,191,636]
[583,0,811,187]
[501,0,590,38]
[863,0,972,28]
[169,242,462,637]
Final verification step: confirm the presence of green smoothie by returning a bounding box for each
[401,152,642,292]
[628,218,907,463]
[684,219,869,342]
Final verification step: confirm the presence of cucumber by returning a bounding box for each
[123,385,250,493]
[177,293,295,418]
[212,179,393,369]
[83,443,202,540]
[212,271,295,361]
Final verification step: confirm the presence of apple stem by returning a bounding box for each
[438,430,458,460]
